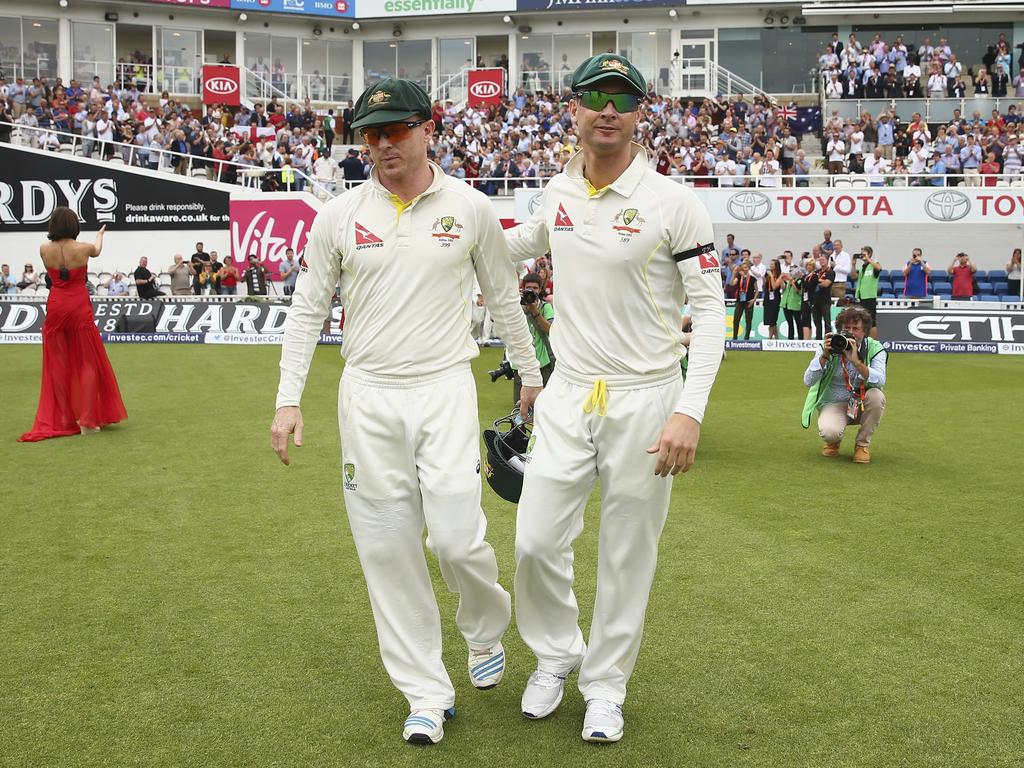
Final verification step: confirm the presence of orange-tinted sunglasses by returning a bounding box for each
[361,119,428,146]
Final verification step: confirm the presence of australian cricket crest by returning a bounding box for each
[431,215,464,247]
[344,462,358,490]
[612,208,645,242]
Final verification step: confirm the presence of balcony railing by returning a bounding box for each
[824,96,1024,123]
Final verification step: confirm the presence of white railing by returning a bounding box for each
[115,62,155,92]
[299,73,352,103]
[0,56,53,81]
[433,67,470,105]
[72,59,116,88]
[153,65,200,94]
[669,58,774,102]
[823,96,1024,123]
[10,124,334,197]
[243,67,303,113]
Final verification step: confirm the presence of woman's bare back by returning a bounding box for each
[39,226,105,271]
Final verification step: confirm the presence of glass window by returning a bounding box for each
[157,28,201,93]
[271,36,297,97]
[618,31,670,92]
[439,38,473,80]
[72,22,114,88]
[364,41,394,87]
[519,33,553,93]
[327,39,352,102]
[23,18,58,81]
[302,39,328,100]
[396,39,430,91]
[719,26,836,94]
[0,18,22,80]
[244,32,272,77]
[553,33,590,93]
[852,23,1009,75]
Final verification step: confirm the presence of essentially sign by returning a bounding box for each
[229,0,355,18]
[0,145,230,232]
[357,0,512,16]
[467,69,504,108]
[230,198,319,272]
[202,65,241,106]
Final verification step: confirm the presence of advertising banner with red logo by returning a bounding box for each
[202,65,241,106]
[230,196,321,275]
[467,68,504,108]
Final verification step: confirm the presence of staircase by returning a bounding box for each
[669,58,775,103]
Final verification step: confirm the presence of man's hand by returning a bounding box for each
[646,413,701,477]
[518,385,542,420]
[271,406,304,465]
[523,299,541,317]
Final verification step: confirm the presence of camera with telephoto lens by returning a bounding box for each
[829,331,856,355]
[520,289,539,306]
[488,358,515,382]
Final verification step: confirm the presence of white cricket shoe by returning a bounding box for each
[521,669,568,719]
[468,642,505,690]
[402,706,455,745]
[581,698,624,743]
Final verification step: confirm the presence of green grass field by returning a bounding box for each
[2,345,1022,767]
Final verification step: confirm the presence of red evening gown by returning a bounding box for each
[18,267,127,442]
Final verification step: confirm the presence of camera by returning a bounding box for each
[488,358,515,382]
[829,331,855,355]
[520,289,539,306]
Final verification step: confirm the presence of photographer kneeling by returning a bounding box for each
[801,305,887,464]
[512,272,555,403]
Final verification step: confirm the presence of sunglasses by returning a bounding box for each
[574,90,640,114]
[360,119,427,146]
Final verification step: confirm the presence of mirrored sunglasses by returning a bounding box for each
[360,119,427,146]
[574,90,640,114]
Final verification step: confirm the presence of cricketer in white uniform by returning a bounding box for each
[505,54,726,743]
[270,78,543,746]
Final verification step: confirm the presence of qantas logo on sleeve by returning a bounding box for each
[553,203,574,231]
[698,250,721,271]
[354,222,384,249]
[673,242,721,274]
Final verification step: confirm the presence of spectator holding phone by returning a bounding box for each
[903,248,931,298]
[948,252,976,299]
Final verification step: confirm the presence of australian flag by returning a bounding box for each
[790,106,822,136]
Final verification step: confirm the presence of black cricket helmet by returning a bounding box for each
[482,407,533,503]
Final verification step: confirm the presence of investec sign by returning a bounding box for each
[699,188,1024,224]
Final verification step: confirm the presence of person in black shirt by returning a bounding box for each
[340,148,365,185]
[190,242,210,295]
[342,100,355,144]
[133,256,165,298]
[763,258,783,340]
[801,256,817,340]
[811,253,834,340]
[242,254,269,296]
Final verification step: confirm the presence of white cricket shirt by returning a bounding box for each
[277,162,542,408]
[505,145,726,423]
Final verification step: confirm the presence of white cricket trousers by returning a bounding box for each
[515,367,683,706]
[338,364,511,711]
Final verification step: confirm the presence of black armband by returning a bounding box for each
[673,242,716,262]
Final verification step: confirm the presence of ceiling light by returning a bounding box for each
[58,0,68,7]
[502,14,512,23]
[239,12,247,20]
[352,21,360,30]
[668,8,677,17]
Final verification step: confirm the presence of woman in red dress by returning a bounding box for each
[19,208,127,442]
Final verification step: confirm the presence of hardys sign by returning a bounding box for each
[0,145,230,232]
[0,299,343,341]
[690,188,1024,224]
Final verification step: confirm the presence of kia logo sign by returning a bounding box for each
[469,81,500,99]
[726,191,772,222]
[205,77,237,95]
[924,190,971,222]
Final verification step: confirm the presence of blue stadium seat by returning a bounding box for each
[880,293,896,299]
[976,282,995,294]
[880,269,895,280]
[931,273,950,282]
[990,271,1008,282]
[892,281,906,293]
[934,285,952,295]
[978,295,1001,302]
[994,281,1009,294]
[1000,295,1021,303]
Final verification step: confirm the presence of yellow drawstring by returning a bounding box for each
[582,379,608,416]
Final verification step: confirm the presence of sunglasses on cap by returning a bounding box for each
[574,90,640,114]
[360,119,428,146]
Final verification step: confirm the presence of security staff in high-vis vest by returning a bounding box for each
[270,78,543,746]
[505,54,726,743]
[854,245,882,338]
[802,305,887,464]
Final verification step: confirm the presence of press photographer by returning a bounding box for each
[491,273,555,404]
[801,305,887,464]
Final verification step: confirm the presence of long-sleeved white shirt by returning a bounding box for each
[505,146,726,423]
[277,162,542,408]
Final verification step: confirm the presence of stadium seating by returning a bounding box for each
[978,295,1002,302]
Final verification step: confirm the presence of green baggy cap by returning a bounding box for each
[351,78,432,130]
[570,54,647,97]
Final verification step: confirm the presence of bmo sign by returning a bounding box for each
[202,65,241,107]
[467,68,504,108]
